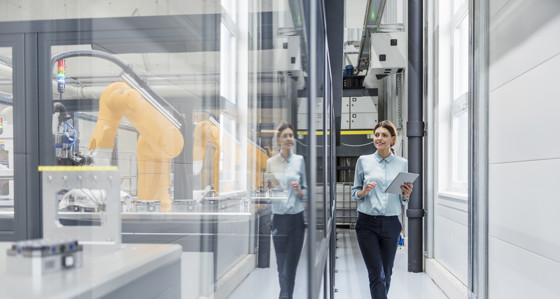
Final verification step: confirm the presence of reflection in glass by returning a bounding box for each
[0,47,14,228]
[266,122,307,299]
[56,188,106,227]
[28,0,329,296]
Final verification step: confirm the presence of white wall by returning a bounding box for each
[488,0,560,298]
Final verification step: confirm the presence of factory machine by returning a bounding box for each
[47,49,274,298]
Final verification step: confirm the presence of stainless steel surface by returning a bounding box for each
[41,167,121,247]
[0,242,181,299]
[469,0,489,297]
[425,0,436,259]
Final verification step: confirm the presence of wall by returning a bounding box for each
[488,0,560,297]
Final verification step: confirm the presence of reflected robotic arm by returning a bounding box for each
[88,81,184,211]
[192,120,269,195]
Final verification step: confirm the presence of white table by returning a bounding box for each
[0,242,181,299]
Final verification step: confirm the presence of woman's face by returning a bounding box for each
[278,127,295,152]
[373,126,396,152]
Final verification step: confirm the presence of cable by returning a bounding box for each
[340,141,375,147]
[62,121,77,149]
[295,140,324,148]
[295,140,375,148]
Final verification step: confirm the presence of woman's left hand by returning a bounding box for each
[401,183,413,200]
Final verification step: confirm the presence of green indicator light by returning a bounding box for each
[297,15,301,23]
[371,11,375,21]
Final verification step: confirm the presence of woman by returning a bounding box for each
[351,120,413,299]
[266,122,307,299]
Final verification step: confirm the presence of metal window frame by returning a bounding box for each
[0,33,40,241]
[468,0,489,298]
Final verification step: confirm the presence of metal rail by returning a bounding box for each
[50,50,182,129]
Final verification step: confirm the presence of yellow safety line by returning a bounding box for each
[297,130,373,136]
[38,166,118,172]
[296,131,328,135]
[341,130,373,135]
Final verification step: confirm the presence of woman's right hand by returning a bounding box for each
[359,181,377,198]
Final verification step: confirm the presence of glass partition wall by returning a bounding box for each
[0,34,28,241]
[0,0,334,298]
[0,45,15,237]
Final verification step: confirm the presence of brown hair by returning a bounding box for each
[276,122,294,139]
[373,120,398,154]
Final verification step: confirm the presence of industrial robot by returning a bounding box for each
[88,81,184,212]
[192,119,269,196]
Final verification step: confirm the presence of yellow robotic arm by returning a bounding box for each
[192,120,220,194]
[192,120,269,195]
[89,81,184,212]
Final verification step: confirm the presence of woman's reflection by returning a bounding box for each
[266,122,307,299]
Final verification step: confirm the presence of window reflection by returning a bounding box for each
[0,47,13,225]
[27,0,328,297]
[266,122,307,299]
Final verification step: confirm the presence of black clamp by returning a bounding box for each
[406,208,425,218]
[406,121,425,137]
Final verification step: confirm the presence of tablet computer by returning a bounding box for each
[385,172,419,194]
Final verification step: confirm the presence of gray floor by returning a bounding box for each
[335,229,448,299]
[229,229,448,298]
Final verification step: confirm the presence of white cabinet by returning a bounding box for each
[297,97,324,130]
[350,112,378,129]
[349,96,378,113]
[345,96,378,129]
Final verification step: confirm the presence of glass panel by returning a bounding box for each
[453,15,469,98]
[0,47,14,231]
[454,0,466,15]
[325,77,333,227]
[39,0,318,297]
[453,110,468,183]
[453,13,469,191]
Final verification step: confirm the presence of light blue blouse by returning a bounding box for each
[266,152,307,214]
[351,152,409,216]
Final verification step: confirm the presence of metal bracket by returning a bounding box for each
[406,208,425,218]
[406,121,425,137]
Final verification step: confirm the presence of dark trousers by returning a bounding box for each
[271,212,305,299]
[356,212,402,299]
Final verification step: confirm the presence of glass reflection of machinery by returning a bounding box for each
[0,107,14,202]
[51,50,184,212]
[53,102,93,166]
[192,118,270,197]
[53,58,92,166]
[87,80,183,212]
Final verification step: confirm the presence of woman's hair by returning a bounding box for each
[276,121,294,138]
[373,120,398,154]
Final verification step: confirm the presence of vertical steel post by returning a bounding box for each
[407,0,425,273]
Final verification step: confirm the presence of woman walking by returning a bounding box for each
[352,120,414,299]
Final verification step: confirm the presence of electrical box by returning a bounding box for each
[342,96,378,130]
[350,113,378,129]
[369,32,406,76]
[297,97,324,131]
